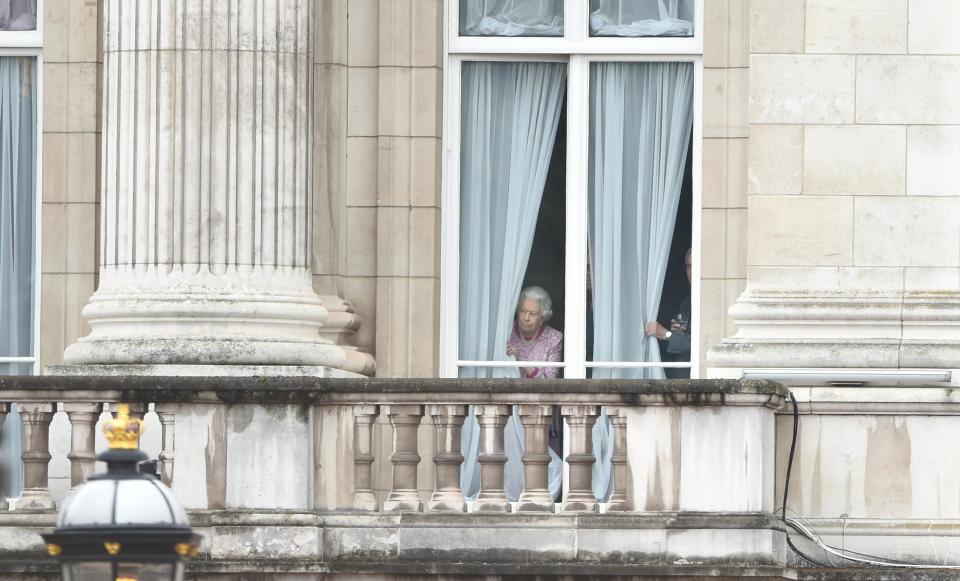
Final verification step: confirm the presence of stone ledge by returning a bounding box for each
[0,376,789,406]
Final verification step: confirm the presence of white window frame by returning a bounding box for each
[440,0,704,379]
[0,0,43,376]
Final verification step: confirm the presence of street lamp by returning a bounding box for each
[43,404,200,581]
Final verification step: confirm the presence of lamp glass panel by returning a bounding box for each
[67,562,112,580]
[114,479,176,525]
[117,561,175,581]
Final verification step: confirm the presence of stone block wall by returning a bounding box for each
[710,0,960,370]
[37,0,100,369]
[313,0,442,377]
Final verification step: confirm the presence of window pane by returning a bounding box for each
[0,57,37,360]
[0,0,37,31]
[588,62,694,379]
[460,0,564,37]
[458,62,567,374]
[589,0,694,37]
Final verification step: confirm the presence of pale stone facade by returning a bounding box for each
[7,0,960,577]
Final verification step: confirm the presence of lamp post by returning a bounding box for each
[42,404,199,581]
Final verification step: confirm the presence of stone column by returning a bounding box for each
[516,404,555,512]
[427,404,467,512]
[382,405,423,512]
[64,403,101,487]
[17,403,56,510]
[62,0,356,371]
[560,405,599,513]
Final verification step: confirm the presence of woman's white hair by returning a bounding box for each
[518,286,554,322]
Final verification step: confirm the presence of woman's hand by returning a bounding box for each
[644,321,669,340]
[506,344,519,358]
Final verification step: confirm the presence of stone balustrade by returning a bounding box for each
[0,376,790,578]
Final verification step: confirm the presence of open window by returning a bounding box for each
[442,1,703,379]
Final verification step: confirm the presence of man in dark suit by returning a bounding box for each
[644,249,692,378]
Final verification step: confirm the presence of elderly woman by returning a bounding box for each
[506,286,563,378]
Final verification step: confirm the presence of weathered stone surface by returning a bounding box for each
[750,55,855,124]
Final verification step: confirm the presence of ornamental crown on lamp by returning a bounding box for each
[103,403,144,450]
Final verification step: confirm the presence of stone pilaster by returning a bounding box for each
[62,0,367,372]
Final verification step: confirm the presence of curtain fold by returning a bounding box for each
[588,62,693,501]
[0,57,35,362]
[460,0,564,37]
[590,0,694,37]
[0,56,36,499]
[0,0,37,31]
[457,61,566,499]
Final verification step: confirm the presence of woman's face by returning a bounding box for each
[517,299,545,336]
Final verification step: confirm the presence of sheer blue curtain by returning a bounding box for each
[590,0,694,37]
[457,61,566,499]
[588,62,693,500]
[0,0,37,31]
[0,56,36,498]
[460,0,564,37]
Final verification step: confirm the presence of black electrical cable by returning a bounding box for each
[779,391,835,568]
[782,391,799,523]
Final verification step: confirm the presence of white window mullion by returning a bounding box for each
[690,57,704,379]
[567,0,588,44]
[563,55,590,379]
[439,57,462,378]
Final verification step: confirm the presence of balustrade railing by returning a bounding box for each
[0,376,786,515]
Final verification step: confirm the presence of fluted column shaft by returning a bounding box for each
[65,0,347,370]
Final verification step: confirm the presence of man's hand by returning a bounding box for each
[644,321,668,340]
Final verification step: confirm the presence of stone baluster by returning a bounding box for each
[516,404,555,512]
[606,408,633,512]
[474,405,511,512]
[427,405,468,512]
[382,405,423,512]
[63,403,102,487]
[156,405,176,487]
[352,405,379,511]
[17,403,56,510]
[0,403,7,510]
[560,405,600,512]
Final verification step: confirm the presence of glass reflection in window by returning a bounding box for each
[460,0,564,37]
[589,0,694,37]
[0,0,38,31]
